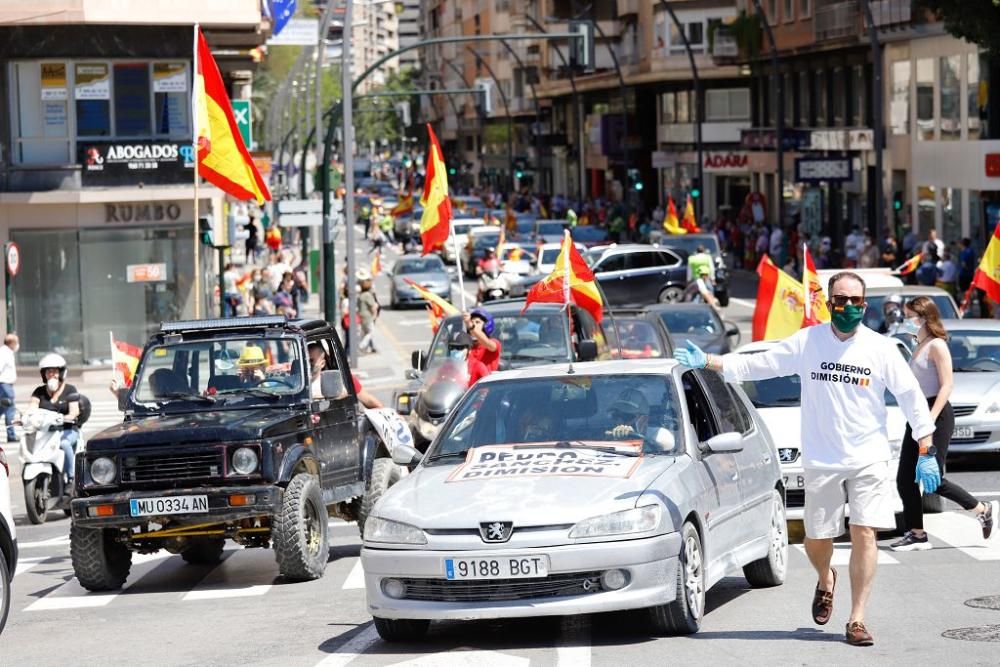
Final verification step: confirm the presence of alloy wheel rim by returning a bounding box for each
[771,497,787,575]
[304,499,321,556]
[684,535,704,619]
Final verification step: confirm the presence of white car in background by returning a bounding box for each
[737,339,908,521]
[498,243,536,278]
[536,241,586,275]
[0,445,16,635]
[441,218,487,264]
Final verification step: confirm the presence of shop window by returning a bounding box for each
[969,191,984,248]
[661,92,676,123]
[677,90,690,123]
[941,187,962,245]
[890,61,910,136]
[705,88,750,121]
[916,58,935,141]
[10,62,71,163]
[917,185,936,240]
[939,56,961,141]
[968,53,983,140]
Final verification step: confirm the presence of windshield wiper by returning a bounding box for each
[425,449,471,463]
[216,389,282,400]
[511,441,642,457]
[156,391,216,404]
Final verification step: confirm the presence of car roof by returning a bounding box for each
[469,227,501,236]
[441,300,565,319]
[866,285,953,296]
[451,217,487,225]
[941,319,1000,331]
[158,316,334,338]
[478,358,681,384]
[643,303,718,314]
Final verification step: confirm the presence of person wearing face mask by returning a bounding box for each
[890,297,996,551]
[443,332,488,388]
[606,388,674,450]
[0,334,20,442]
[674,271,938,647]
[29,354,81,486]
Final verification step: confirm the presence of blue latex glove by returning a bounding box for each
[915,455,941,495]
[674,340,708,369]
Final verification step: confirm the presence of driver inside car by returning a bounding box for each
[237,345,268,384]
[607,388,674,450]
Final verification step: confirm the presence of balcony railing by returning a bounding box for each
[814,1,860,42]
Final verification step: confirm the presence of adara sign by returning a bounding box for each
[703,152,749,172]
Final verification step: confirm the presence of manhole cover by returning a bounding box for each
[966,596,1000,610]
[942,625,1000,642]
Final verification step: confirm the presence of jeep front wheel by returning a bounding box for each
[273,473,328,580]
[181,538,225,565]
[70,524,132,591]
[358,458,401,537]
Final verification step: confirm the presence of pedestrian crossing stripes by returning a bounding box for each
[923,508,1000,561]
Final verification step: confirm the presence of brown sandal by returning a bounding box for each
[811,567,836,625]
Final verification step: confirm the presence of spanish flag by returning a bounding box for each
[403,278,459,333]
[391,193,414,218]
[110,334,142,387]
[525,230,604,323]
[894,253,923,276]
[195,28,270,204]
[663,196,686,235]
[972,221,1000,304]
[681,195,701,233]
[802,244,831,326]
[419,124,452,255]
[752,255,806,341]
[371,250,382,276]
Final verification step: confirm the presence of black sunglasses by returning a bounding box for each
[830,294,865,307]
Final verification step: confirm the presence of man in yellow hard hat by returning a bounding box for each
[237,345,267,384]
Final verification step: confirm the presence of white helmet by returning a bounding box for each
[38,352,67,382]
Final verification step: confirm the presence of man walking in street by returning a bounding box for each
[0,334,18,443]
[675,271,939,646]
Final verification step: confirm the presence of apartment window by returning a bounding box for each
[669,22,705,54]
[800,0,811,17]
[942,187,962,244]
[768,0,778,23]
[890,61,910,135]
[677,90,690,123]
[661,92,676,123]
[706,88,750,121]
[799,71,812,126]
[816,69,827,126]
[850,65,865,126]
[832,67,847,126]
[969,53,982,140]
[784,0,794,21]
[940,55,961,140]
[783,72,793,124]
[916,58,935,141]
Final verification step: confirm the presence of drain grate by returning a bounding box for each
[942,625,1000,642]
[965,596,1000,611]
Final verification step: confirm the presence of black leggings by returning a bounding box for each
[896,397,979,530]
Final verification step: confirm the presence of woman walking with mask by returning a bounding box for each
[890,296,997,551]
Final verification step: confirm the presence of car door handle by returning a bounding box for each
[762,455,771,464]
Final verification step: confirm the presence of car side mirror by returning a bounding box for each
[411,350,424,371]
[702,431,744,454]
[391,443,423,467]
[320,370,347,399]
[395,392,413,415]
[577,339,598,361]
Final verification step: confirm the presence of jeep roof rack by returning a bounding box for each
[160,316,288,333]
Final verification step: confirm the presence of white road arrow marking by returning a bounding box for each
[342,559,365,590]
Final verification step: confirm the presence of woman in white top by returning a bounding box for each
[891,296,997,551]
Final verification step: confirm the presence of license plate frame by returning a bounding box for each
[129,495,209,517]
[444,555,549,580]
[953,426,975,439]
[782,474,806,489]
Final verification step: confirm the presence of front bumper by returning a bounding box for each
[361,532,681,621]
[71,484,283,528]
[949,422,1000,454]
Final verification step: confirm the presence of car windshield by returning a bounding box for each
[453,222,483,236]
[863,294,958,331]
[658,309,722,336]
[473,232,501,249]
[430,311,572,368]
[396,257,445,274]
[537,222,566,237]
[540,248,561,264]
[571,226,610,243]
[659,236,721,258]
[132,336,304,407]
[603,319,665,359]
[501,247,534,262]
[431,374,683,458]
[947,330,1000,372]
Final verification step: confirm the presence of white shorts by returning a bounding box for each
[803,461,896,539]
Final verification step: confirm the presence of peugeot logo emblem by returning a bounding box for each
[479,521,514,543]
[778,448,798,463]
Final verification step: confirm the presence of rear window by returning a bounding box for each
[603,319,665,359]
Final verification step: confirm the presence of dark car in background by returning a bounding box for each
[655,233,730,307]
[646,303,741,354]
[589,245,689,306]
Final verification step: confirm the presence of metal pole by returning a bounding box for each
[493,38,543,194]
[751,0,784,227]
[859,0,885,242]
[466,47,514,194]
[660,1,704,221]
[344,0,358,366]
[321,102,341,334]
[218,247,226,317]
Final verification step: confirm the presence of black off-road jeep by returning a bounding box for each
[70,316,402,590]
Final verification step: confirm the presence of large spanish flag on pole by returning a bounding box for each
[802,243,831,326]
[419,123,452,255]
[525,230,604,323]
[752,255,806,341]
[972,221,1000,304]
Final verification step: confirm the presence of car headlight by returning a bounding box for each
[363,516,427,545]
[90,456,117,485]
[231,447,259,476]
[569,505,662,539]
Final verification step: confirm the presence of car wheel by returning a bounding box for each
[648,522,704,635]
[358,458,401,538]
[70,523,133,591]
[273,473,328,581]
[373,617,430,642]
[658,286,684,304]
[922,492,946,514]
[181,538,226,565]
[743,490,788,587]
[23,475,49,525]
[0,548,9,636]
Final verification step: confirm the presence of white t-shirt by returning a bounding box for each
[722,324,935,470]
[0,345,15,384]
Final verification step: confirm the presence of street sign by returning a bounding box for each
[232,100,252,148]
[6,242,20,277]
[266,18,320,46]
[278,199,323,214]
[279,214,324,227]
[795,157,852,183]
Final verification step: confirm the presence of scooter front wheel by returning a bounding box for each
[24,474,49,524]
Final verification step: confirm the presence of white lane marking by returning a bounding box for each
[341,559,365,590]
[314,625,379,667]
[793,544,899,565]
[971,492,1000,497]
[182,548,275,601]
[392,651,530,667]
[14,558,48,577]
[399,318,432,326]
[924,507,1000,560]
[25,552,166,611]
[728,297,757,310]
[18,535,70,549]
[556,617,591,667]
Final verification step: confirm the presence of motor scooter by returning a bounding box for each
[18,408,83,524]
[477,265,510,303]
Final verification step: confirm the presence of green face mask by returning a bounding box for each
[831,303,865,334]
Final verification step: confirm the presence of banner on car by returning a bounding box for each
[446,445,642,482]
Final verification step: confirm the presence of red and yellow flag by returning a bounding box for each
[802,244,831,326]
[525,231,604,323]
[681,195,701,233]
[195,28,270,203]
[663,196,686,235]
[391,193,414,217]
[403,278,459,333]
[371,250,382,276]
[418,124,452,255]
[111,336,142,387]
[752,255,806,341]
[972,221,1000,304]
[894,253,923,276]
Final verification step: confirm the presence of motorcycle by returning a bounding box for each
[477,264,510,303]
[18,407,87,524]
[406,360,469,451]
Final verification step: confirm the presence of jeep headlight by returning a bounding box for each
[569,505,662,539]
[363,516,427,545]
[90,456,117,485]
[231,447,259,476]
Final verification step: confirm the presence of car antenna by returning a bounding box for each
[564,302,575,375]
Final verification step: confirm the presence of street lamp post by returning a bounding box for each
[859,0,885,243]
[750,0,784,228]
[467,47,515,193]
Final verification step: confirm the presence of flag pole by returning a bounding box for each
[192,23,201,319]
[802,242,810,323]
[450,220,467,311]
[109,331,122,386]
[562,230,574,374]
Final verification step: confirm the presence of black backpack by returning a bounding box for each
[76,394,92,427]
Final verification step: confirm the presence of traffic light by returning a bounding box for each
[448,166,457,176]
[690,178,702,200]
[199,216,214,246]
[893,191,903,211]
[627,168,643,192]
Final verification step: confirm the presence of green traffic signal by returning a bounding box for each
[448,167,457,175]
[634,181,644,191]
[515,170,524,179]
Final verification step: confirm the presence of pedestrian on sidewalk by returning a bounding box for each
[0,334,19,442]
[935,249,958,299]
[245,216,260,264]
[674,271,939,647]
[356,269,379,354]
[891,297,996,551]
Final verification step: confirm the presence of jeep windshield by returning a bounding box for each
[131,336,305,410]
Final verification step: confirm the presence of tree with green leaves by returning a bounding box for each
[920,1,1000,55]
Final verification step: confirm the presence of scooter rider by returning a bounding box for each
[29,353,80,486]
